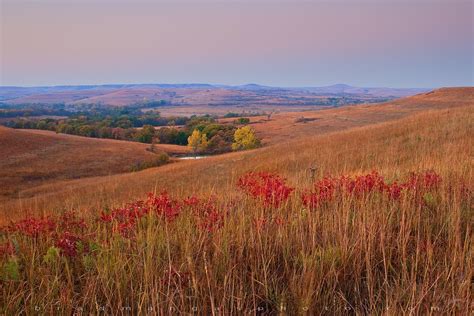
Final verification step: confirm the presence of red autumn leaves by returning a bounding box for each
[301,170,442,209]
[1,170,447,258]
[237,170,443,210]
[99,192,226,237]
[237,172,295,208]
[4,211,88,257]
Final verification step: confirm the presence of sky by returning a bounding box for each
[1,0,472,88]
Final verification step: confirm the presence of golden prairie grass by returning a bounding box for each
[227,87,474,145]
[0,126,189,203]
[0,105,472,314]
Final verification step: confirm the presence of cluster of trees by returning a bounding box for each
[4,112,261,154]
[4,111,190,141]
[0,101,171,120]
[187,125,260,155]
[129,99,169,108]
[181,116,238,154]
[3,104,262,154]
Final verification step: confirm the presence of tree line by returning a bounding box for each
[4,114,260,155]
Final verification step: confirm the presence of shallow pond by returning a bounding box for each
[177,156,209,160]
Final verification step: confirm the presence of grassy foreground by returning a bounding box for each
[0,106,472,314]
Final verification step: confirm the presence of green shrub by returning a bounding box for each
[234,117,250,124]
[130,153,170,172]
[1,258,20,281]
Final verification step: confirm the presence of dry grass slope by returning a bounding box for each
[244,87,474,144]
[0,127,188,203]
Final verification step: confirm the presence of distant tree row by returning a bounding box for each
[0,101,170,120]
[0,103,71,118]
[223,111,263,118]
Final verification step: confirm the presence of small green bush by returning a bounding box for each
[130,153,170,172]
[1,258,20,281]
[234,117,250,124]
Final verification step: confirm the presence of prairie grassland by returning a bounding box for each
[239,87,474,145]
[0,105,472,314]
[0,126,189,203]
[1,87,471,213]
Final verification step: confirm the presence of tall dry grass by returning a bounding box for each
[0,106,472,314]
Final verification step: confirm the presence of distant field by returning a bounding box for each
[0,83,428,109]
[0,127,189,203]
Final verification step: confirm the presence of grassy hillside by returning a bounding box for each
[0,104,472,314]
[2,84,427,108]
[1,88,471,214]
[0,127,188,203]
[1,88,471,216]
[237,87,474,145]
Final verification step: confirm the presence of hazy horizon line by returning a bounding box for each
[0,82,438,90]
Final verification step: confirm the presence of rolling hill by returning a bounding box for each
[0,127,189,203]
[0,83,429,109]
[223,87,474,144]
[1,87,471,218]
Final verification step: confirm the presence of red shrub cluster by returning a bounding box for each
[302,170,442,209]
[403,170,442,192]
[100,203,140,224]
[7,211,88,238]
[99,192,227,236]
[58,211,88,231]
[340,171,386,195]
[237,172,294,208]
[55,232,85,257]
[99,192,181,237]
[1,170,447,255]
[8,217,57,237]
[147,192,181,221]
[2,211,90,258]
[183,195,225,232]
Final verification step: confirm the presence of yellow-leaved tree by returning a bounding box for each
[232,126,260,151]
[187,129,208,155]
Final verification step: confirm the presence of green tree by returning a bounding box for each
[232,126,260,151]
[234,117,250,125]
[135,125,155,143]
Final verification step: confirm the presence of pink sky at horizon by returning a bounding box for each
[1,0,472,88]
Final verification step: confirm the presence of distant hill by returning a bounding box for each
[0,83,430,107]
[300,84,429,97]
[237,87,474,145]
